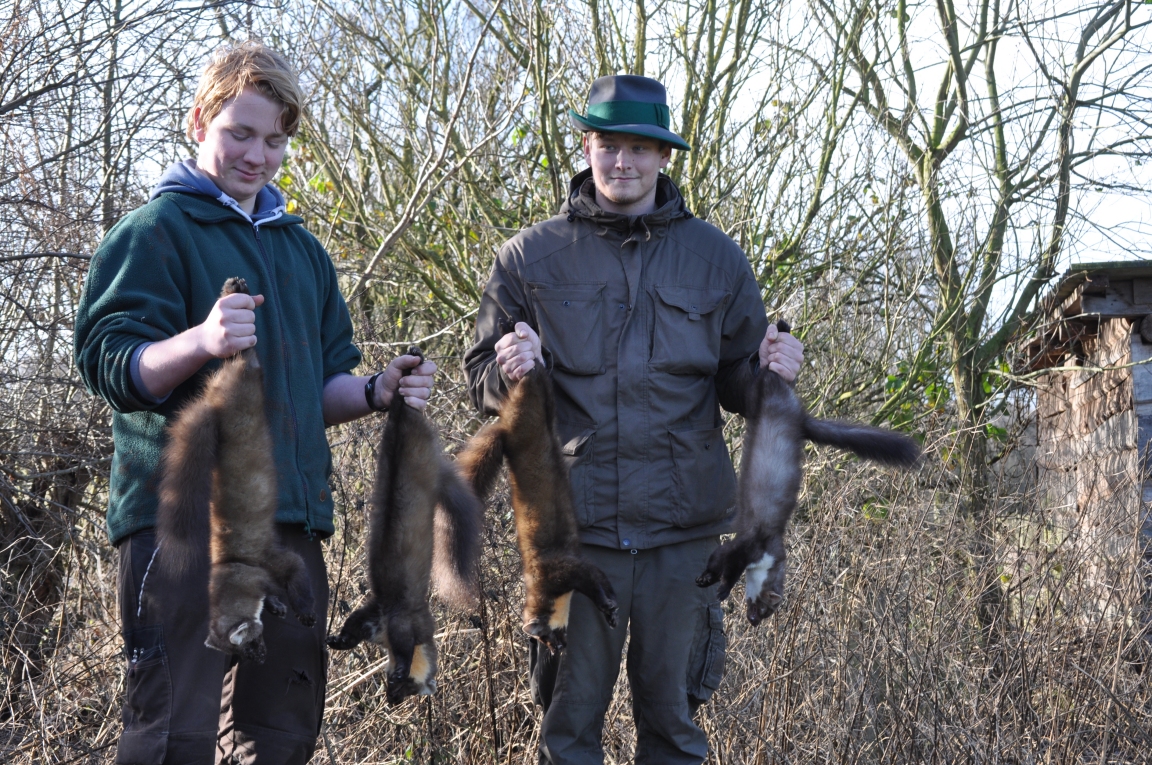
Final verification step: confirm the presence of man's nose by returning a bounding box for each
[244,141,265,167]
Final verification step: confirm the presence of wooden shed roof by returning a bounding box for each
[1021,260,1152,372]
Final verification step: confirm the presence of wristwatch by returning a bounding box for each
[365,372,387,412]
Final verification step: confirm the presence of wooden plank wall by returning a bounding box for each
[1034,316,1144,622]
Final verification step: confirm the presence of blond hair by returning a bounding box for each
[186,41,303,139]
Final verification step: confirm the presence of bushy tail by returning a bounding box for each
[433,463,484,608]
[802,416,920,467]
[456,424,506,500]
[156,400,217,576]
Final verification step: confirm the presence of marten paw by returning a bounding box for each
[296,611,317,628]
[326,633,359,651]
[599,601,619,629]
[525,620,567,653]
[221,276,249,296]
[265,595,288,618]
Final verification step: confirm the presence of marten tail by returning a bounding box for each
[801,416,920,467]
[156,398,218,576]
[457,423,506,500]
[433,463,483,608]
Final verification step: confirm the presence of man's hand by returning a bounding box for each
[495,322,543,381]
[759,323,804,382]
[374,354,438,411]
[195,292,265,358]
[137,292,265,400]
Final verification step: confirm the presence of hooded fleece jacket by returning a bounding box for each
[75,160,361,544]
[464,169,767,552]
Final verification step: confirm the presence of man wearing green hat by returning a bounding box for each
[464,75,803,763]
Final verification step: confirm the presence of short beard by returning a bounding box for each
[595,178,656,209]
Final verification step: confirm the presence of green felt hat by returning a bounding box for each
[569,75,691,152]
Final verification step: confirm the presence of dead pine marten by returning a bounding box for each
[696,321,920,625]
[156,277,315,663]
[326,347,482,705]
[458,362,618,653]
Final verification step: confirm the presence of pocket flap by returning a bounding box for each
[531,284,606,304]
[655,286,730,319]
[561,429,595,457]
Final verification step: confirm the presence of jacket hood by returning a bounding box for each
[560,168,691,232]
[150,159,286,228]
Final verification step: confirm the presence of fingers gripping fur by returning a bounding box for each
[433,464,483,607]
[156,399,217,577]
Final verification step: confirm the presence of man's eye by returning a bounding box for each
[230,131,248,141]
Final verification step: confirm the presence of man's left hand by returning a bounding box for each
[759,323,804,382]
[376,354,439,410]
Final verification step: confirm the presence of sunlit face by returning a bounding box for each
[582,131,672,215]
[192,87,288,214]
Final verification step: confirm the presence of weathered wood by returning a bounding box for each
[1132,337,1152,404]
[1082,281,1152,318]
[1082,273,1111,296]
[1132,279,1152,306]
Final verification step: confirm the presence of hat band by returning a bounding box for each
[584,101,670,129]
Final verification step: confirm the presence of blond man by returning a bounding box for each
[75,42,433,764]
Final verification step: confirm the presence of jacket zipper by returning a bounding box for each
[253,225,311,535]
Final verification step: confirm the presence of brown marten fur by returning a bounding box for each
[458,366,618,653]
[696,321,920,625]
[326,347,482,705]
[156,277,315,663]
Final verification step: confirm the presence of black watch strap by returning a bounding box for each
[365,372,387,412]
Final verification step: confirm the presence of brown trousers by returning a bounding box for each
[115,525,329,765]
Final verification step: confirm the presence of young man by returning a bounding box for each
[74,42,435,764]
[463,75,804,764]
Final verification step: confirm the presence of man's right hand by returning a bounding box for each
[196,292,265,358]
[137,292,265,401]
[495,321,543,381]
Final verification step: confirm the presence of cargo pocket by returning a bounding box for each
[687,602,727,705]
[560,428,595,527]
[669,426,737,527]
[531,283,607,375]
[118,625,171,763]
[650,286,730,375]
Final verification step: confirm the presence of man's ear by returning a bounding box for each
[659,143,672,169]
[191,107,207,143]
[582,132,592,166]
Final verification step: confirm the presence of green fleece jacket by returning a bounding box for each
[74,192,361,544]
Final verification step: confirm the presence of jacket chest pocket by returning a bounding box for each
[650,285,731,375]
[531,283,606,375]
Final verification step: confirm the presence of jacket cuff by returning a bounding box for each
[128,342,171,406]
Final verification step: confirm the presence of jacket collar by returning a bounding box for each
[560,168,691,239]
[160,190,303,228]
[150,159,290,229]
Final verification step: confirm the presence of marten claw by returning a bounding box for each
[601,603,619,629]
[296,611,317,628]
[386,673,419,705]
[325,633,357,651]
[525,620,566,653]
[265,595,288,618]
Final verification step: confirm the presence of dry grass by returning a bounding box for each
[3,314,1150,764]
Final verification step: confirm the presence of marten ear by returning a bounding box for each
[228,622,251,645]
